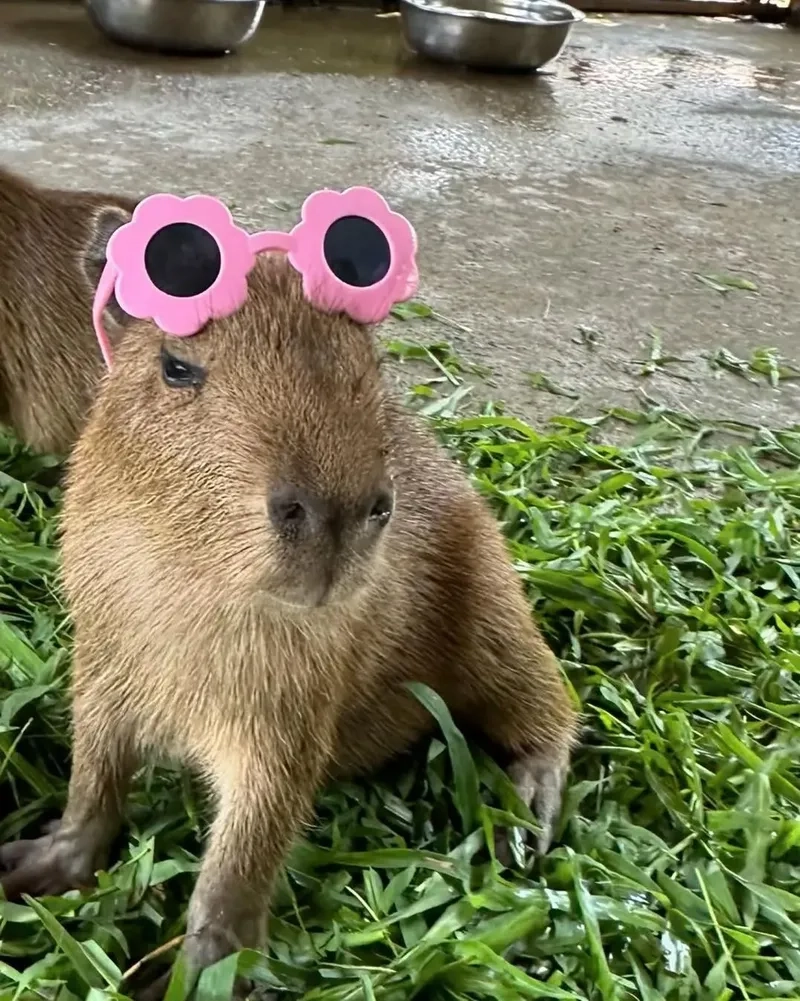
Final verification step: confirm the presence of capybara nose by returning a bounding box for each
[268,484,326,540]
[268,482,394,542]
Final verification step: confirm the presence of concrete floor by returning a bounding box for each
[1,2,799,427]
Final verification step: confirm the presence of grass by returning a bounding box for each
[1,345,800,1001]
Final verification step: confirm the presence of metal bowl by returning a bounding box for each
[85,0,266,55]
[399,0,584,72]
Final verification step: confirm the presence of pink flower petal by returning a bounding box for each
[340,187,393,219]
[182,194,238,234]
[115,266,160,320]
[385,216,417,268]
[208,276,249,319]
[130,193,187,230]
[347,287,394,325]
[220,227,256,277]
[287,219,325,277]
[106,220,149,273]
[398,262,419,301]
[153,295,213,337]
[299,189,342,224]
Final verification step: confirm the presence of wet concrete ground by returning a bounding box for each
[1,2,799,427]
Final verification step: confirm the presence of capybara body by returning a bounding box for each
[0,166,136,454]
[0,255,578,994]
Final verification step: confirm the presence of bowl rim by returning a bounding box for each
[399,0,586,24]
[86,0,265,5]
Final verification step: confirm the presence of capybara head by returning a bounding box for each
[85,254,396,611]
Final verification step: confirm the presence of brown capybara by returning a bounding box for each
[0,253,578,995]
[0,165,137,454]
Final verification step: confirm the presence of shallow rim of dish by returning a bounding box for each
[88,0,264,6]
[399,0,586,24]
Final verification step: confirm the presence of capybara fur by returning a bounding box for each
[0,165,137,455]
[0,252,578,996]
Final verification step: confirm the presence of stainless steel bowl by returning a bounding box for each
[399,0,584,72]
[85,0,266,55]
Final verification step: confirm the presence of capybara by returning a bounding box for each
[1,243,577,994]
[0,165,137,454]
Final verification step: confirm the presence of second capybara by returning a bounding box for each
[0,165,138,454]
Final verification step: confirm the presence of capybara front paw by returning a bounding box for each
[0,829,97,899]
[506,747,571,857]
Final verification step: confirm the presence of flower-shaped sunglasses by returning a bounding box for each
[92,186,418,368]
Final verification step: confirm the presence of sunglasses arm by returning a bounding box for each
[93,261,119,370]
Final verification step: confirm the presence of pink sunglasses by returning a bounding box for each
[92,186,419,368]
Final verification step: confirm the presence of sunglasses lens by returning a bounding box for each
[323,216,391,289]
[144,222,222,298]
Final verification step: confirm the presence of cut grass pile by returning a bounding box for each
[1,364,799,1001]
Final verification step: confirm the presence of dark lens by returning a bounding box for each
[323,216,391,288]
[145,222,221,298]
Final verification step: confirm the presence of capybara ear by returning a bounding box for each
[82,204,134,329]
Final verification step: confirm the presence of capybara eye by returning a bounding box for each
[368,490,393,528]
[161,348,206,390]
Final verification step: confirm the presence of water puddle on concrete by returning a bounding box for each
[247,8,409,76]
[247,7,563,122]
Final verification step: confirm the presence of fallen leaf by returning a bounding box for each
[527,371,579,398]
[694,273,759,293]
